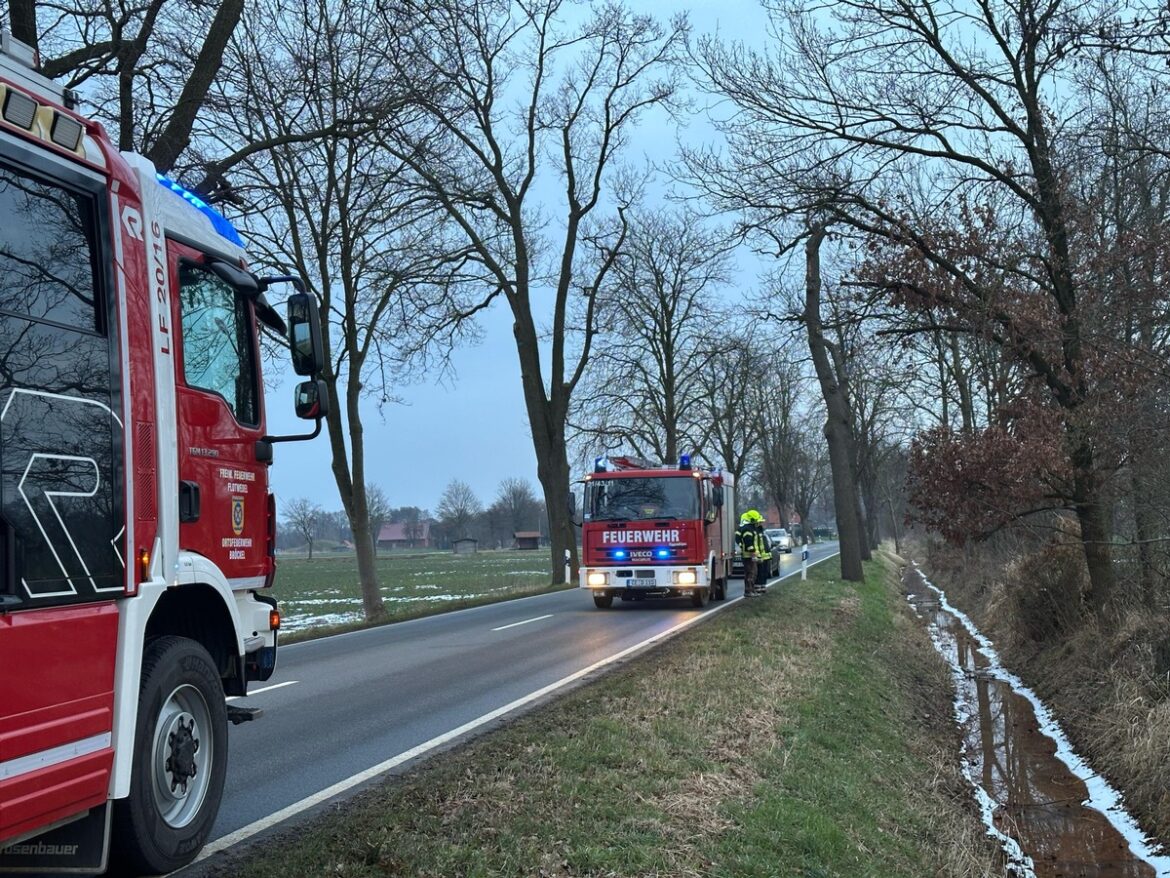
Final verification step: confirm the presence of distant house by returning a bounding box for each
[376,521,431,550]
[452,537,478,555]
[513,531,541,550]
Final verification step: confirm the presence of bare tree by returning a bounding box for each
[282,497,323,560]
[492,478,541,541]
[378,0,687,583]
[571,208,733,462]
[366,484,391,557]
[222,0,473,620]
[694,330,768,508]
[437,480,483,542]
[690,0,1140,614]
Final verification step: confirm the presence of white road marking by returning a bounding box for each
[492,614,553,632]
[189,551,839,868]
[225,680,298,702]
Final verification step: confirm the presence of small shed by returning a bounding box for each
[452,537,479,555]
[513,531,541,550]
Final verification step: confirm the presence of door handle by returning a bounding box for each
[179,480,201,523]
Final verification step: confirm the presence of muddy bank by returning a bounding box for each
[904,562,1170,877]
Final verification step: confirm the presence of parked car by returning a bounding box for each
[765,527,795,553]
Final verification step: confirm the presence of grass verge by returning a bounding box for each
[204,554,1004,877]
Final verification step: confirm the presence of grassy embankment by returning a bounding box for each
[275,550,565,642]
[208,554,1004,878]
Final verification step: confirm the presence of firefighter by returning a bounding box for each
[754,516,771,592]
[736,509,763,596]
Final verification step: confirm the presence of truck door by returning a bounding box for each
[168,241,268,586]
[0,156,122,842]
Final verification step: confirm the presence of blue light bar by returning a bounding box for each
[611,548,629,560]
[155,173,245,247]
[655,547,670,559]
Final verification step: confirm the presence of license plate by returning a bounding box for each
[627,578,656,587]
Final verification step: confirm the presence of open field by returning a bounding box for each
[273,550,559,637]
[206,554,1003,878]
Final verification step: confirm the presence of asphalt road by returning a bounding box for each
[183,542,840,872]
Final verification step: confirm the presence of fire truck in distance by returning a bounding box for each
[0,32,327,875]
[579,455,735,608]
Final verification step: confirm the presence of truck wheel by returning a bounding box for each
[111,636,228,875]
[593,593,614,608]
[713,578,726,601]
[691,587,708,608]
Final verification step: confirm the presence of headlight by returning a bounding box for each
[587,572,608,587]
[674,569,697,585]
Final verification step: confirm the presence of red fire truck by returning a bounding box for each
[0,32,326,875]
[579,455,735,608]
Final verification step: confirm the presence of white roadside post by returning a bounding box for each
[801,542,810,581]
[564,549,571,585]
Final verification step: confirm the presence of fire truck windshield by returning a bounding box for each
[585,477,699,522]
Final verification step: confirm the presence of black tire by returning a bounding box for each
[593,593,614,609]
[713,578,727,601]
[111,636,227,875]
[691,587,708,608]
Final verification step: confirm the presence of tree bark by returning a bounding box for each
[803,226,864,582]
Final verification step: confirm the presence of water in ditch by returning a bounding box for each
[902,563,1170,877]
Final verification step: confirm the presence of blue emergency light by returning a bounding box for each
[655,547,670,559]
[611,548,629,560]
[156,173,245,247]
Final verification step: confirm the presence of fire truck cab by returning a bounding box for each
[579,456,735,609]
[0,31,326,875]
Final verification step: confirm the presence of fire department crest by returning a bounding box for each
[231,496,245,535]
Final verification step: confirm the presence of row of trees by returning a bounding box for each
[281,478,547,558]
[13,0,1168,626]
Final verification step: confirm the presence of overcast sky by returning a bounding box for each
[264,1,772,514]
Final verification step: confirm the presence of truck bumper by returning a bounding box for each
[579,564,710,599]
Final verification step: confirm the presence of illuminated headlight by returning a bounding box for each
[587,572,608,587]
[674,569,697,586]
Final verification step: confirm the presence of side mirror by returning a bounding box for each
[295,379,329,420]
[712,489,724,508]
[287,293,324,376]
[568,492,582,527]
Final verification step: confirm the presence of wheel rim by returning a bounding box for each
[150,683,214,829]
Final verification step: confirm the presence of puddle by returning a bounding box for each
[903,564,1170,877]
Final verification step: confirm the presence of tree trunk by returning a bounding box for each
[803,226,864,582]
[1070,441,1115,619]
[322,359,386,620]
[1131,465,1157,606]
[513,316,578,585]
[307,537,314,561]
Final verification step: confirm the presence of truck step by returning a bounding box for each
[227,705,264,725]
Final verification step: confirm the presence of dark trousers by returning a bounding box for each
[743,556,758,592]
